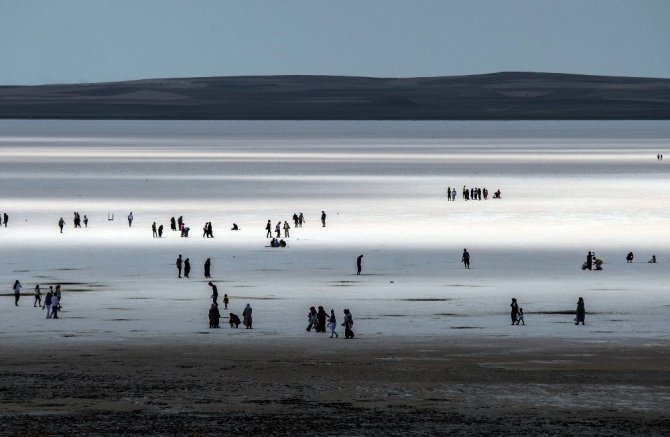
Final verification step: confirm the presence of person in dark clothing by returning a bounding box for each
[204,258,211,278]
[13,280,22,306]
[158,224,163,238]
[208,281,218,305]
[626,252,634,263]
[461,249,470,269]
[586,251,593,270]
[306,306,317,332]
[184,258,191,278]
[176,255,183,278]
[127,212,133,227]
[575,297,586,325]
[265,220,272,238]
[171,217,176,231]
[343,309,354,339]
[58,217,65,233]
[152,222,157,237]
[321,211,326,227]
[177,216,183,229]
[229,313,241,328]
[34,285,42,307]
[223,294,229,310]
[231,223,239,230]
[356,254,364,275]
[510,298,519,325]
[209,304,221,328]
[3,212,8,227]
[316,306,328,332]
[207,222,213,238]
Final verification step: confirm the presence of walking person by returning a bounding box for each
[298,212,305,227]
[306,306,318,332]
[184,258,191,278]
[510,298,519,325]
[51,293,60,319]
[356,254,364,275]
[316,306,328,332]
[170,217,176,231]
[13,280,22,306]
[586,251,593,271]
[223,293,229,310]
[328,309,338,338]
[208,281,218,305]
[243,303,253,329]
[343,309,354,339]
[127,211,133,227]
[265,220,272,238]
[461,249,471,269]
[34,285,42,307]
[83,214,88,227]
[517,308,525,325]
[55,285,61,304]
[158,224,163,238]
[152,222,157,238]
[321,211,326,227]
[43,290,53,318]
[575,297,586,325]
[204,258,211,278]
[58,217,65,233]
[283,221,290,238]
[275,221,281,238]
[3,212,8,227]
[176,254,183,278]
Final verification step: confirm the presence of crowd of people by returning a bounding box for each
[445,186,501,201]
[12,281,62,319]
[306,306,354,339]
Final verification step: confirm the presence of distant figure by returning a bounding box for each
[585,251,593,271]
[223,293,229,310]
[447,186,451,200]
[518,308,525,325]
[279,239,286,247]
[177,216,183,229]
[343,309,354,339]
[242,304,253,329]
[43,290,53,318]
[265,220,272,238]
[283,221,290,238]
[594,256,604,271]
[275,221,281,238]
[626,252,634,263]
[298,212,305,227]
[293,213,299,228]
[451,188,456,201]
[306,306,317,331]
[13,280,22,306]
[128,212,133,227]
[493,189,501,199]
[208,304,220,328]
[356,254,364,275]
[321,211,326,227]
[270,238,280,247]
[204,258,211,278]
[461,249,471,269]
[649,255,657,263]
[152,222,157,238]
[328,309,338,338]
[184,258,191,278]
[208,281,218,305]
[207,221,213,238]
[55,284,61,303]
[51,293,60,319]
[58,217,65,233]
[176,254,183,278]
[34,285,42,307]
[83,215,88,227]
[575,297,586,325]
[158,224,164,238]
[170,217,176,231]
[229,313,241,328]
[316,306,327,332]
[231,223,239,230]
[3,212,8,227]
[510,298,519,325]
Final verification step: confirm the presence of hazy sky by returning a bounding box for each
[1,0,669,85]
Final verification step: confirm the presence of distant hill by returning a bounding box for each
[1,72,670,120]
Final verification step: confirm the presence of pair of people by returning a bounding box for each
[222,304,252,328]
[510,298,525,325]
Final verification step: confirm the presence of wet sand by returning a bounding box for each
[1,337,668,435]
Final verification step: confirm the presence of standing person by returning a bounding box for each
[51,293,60,319]
[158,224,164,238]
[265,220,272,238]
[316,306,328,332]
[343,309,354,339]
[152,222,157,238]
[223,293,229,310]
[207,222,213,238]
[306,306,317,332]
[517,308,525,326]
[510,298,519,325]
[298,212,305,227]
[242,303,253,329]
[184,258,191,278]
[575,297,586,325]
[293,213,299,228]
[58,217,65,233]
[586,251,593,271]
[451,188,456,201]
[34,285,42,307]
[13,280,22,306]
[176,254,183,278]
[208,303,221,328]
[328,309,338,338]
[356,254,364,275]
[55,285,61,305]
[275,221,281,238]
[43,289,53,318]
[208,281,218,305]
[177,216,183,229]
[3,212,8,227]
[283,221,290,238]
[127,212,133,227]
[170,217,176,231]
[204,258,211,278]
[461,249,471,269]
[321,211,326,227]
[83,215,88,228]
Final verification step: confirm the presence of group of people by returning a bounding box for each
[208,302,249,329]
[657,153,664,161]
[306,306,354,339]
[266,220,292,238]
[12,281,62,319]
[584,251,657,270]
[291,212,306,228]
[269,238,287,247]
[73,212,88,228]
[445,186,501,201]
[176,255,213,279]
[510,297,586,326]
[202,222,214,238]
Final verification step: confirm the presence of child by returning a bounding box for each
[223,294,229,310]
[517,308,525,325]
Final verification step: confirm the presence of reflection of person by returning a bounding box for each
[356,254,363,275]
[575,297,585,325]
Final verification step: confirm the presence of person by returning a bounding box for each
[223,293,229,310]
[275,221,281,238]
[265,220,272,238]
[34,284,42,307]
[203,222,209,238]
[51,293,60,319]
[208,281,218,305]
[343,309,354,339]
[283,220,290,238]
[279,239,286,247]
[206,221,213,238]
[356,254,364,275]
[321,211,326,227]
[43,290,53,318]
[510,298,519,325]
[158,224,163,238]
[231,223,239,230]
[170,217,176,231]
[55,285,61,304]
[229,313,241,328]
[314,306,327,332]
[184,258,191,278]
[461,249,470,269]
[242,303,253,329]
[517,308,525,326]
[649,255,657,263]
[575,297,585,325]
[451,188,456,201]
[127,212,133,227]
[3,212,8,227]
[152,222,157,238]
[13,280,22,306]
[83,215,88,227]
[626,252,634,263]
[594,256,604,270]
[299,212,305,227]
[328,309,338,338]
[204,258,211,278]
[586,251,593,271]
[270,238,280,247]
[176,254,183,278]
[209,303,221,328]
[306,306,318,332]
[447,186,451,200]
[177,216,183,229]
[58,217,65,233]
[493,189,501,199]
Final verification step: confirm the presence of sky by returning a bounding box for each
[1,0,669,85]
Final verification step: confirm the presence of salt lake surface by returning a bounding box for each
[0,120,668,344]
